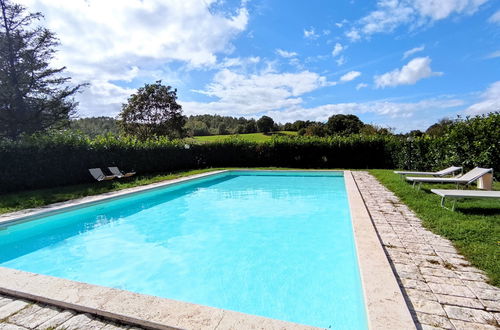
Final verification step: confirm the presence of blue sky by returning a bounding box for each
[20,0,500,132]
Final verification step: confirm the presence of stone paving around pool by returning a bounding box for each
[353,171,500,330]
[0,294,144,330]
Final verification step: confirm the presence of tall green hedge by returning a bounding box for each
[0,112,498,193]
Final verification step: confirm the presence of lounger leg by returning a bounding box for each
[440,196,457,211]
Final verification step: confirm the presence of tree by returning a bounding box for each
[0,0,84,139]
[256,115,274,134]
[218,123,228,135]
[69,116,119,137]
[184,120,209,136]
[119,81,186,140]
[425,118,454,137]
[303,123,328,137]
[326,114,364,135]
[360,124,393,136]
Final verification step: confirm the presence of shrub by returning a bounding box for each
[1,112,497,193]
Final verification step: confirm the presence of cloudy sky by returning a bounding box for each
[19,0,500,132]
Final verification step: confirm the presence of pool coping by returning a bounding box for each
[344,171,416,329]
[0,169,415,329]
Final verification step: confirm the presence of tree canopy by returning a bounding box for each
[0,0,84,139]
[119,81,185,140]
[326,114,364,135]
[256,115,274,134]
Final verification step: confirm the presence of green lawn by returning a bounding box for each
[0,169,222,214]
[190,131,297,143]
[370,169,500,286]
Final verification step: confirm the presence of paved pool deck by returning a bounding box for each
[353,171,500,330]
[0,171,498,329]
[0,294,143,330]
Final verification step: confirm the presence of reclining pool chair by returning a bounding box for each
[406,167,493,189]
[108,167,136,178]
[89,168,117,181]
[394,166,462,178]
[431,189,500,211]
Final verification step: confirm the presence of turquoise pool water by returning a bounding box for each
[0,171,367,329]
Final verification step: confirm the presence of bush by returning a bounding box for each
[0,132,397,193]
[0,113,498,193]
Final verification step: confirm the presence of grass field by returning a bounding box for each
[370,169,500,286]
[190,131,297,143]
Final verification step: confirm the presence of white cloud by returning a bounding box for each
[352,0,488,39]
[332,43,344,57]
[465,81,500,115]
[182,65,464,131]
[485,50,500,59]
[336,56,346,66]
[184,69,330,116]
[219,56,261,68]
[489,10,500,24]
[276,49,298,58]
[403,45,425,59]
[340,71,361,82]
[304,27,319,39]
[345,29,361,41]
[356,83,368,90]
[335,19,348,28]
[374,57,442,88]
[18,0,249,116]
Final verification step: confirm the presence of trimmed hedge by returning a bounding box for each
[0,133,398,193]
[1,113,498,193]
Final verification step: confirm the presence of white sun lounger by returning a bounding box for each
[89,168,117,181]
[431,189,500,211]
[108,167,136,178]
[394,166,462,177]
[406,167,493,189]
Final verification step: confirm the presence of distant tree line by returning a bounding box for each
[67,113,460,140]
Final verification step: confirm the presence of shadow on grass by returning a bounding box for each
[457,207,500,216]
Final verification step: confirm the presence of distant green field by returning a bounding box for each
[190,131,297,143]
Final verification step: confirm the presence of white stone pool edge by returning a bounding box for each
[344,171,415,329]
[0,170,415,330]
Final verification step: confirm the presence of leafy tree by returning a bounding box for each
[119,81,185,140]
[0,0,84,139]
[69,116,119,137]
[184,114,258,135]
[326,114,364,135]
[360,124,393,136]
[185,120,209,136]
[256,115,274,134]
[218,123,228,135]
[303,123,328,137]
[244,119,257,133]
[408,130,424,138]
[425,118,454,137]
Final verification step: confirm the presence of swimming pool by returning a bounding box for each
[0,171,368,329]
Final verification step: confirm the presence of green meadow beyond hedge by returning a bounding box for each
[0,113,498,193]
